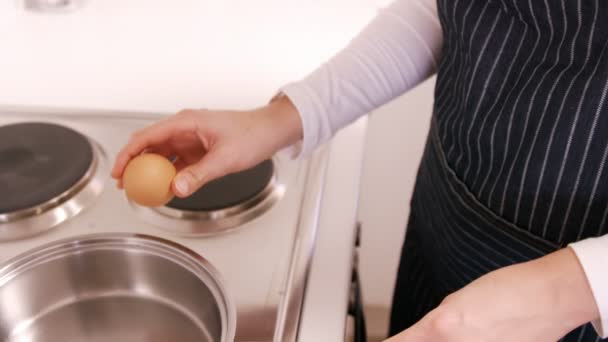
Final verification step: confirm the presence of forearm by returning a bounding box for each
[279,0,443,156]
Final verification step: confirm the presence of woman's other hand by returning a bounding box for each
[385,248,600,342]
[111,96,302,197]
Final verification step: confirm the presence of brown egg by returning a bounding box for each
[122,153,176,207]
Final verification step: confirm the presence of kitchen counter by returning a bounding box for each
[0,1,377,340]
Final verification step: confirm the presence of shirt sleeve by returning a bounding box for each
[569,234,608,338]
[278,0,443,158]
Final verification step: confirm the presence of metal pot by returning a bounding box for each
[0,233,236,342]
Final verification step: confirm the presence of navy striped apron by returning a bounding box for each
[389,1,608,341]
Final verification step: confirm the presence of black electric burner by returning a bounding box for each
[167,159,274,211]
[0,122,94,214]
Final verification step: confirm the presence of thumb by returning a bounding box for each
[172,150,232,197]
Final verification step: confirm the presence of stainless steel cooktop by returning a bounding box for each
[0,107,330,341]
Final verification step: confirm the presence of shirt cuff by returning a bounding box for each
[569,235,608,338]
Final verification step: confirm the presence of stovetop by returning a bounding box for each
[0,107,330,341]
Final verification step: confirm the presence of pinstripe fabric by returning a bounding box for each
[390,1,608,340]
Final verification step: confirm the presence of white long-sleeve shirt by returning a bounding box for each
[278,0,608,337]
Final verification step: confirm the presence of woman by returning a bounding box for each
[112,0,608,340]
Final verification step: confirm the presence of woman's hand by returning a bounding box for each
[385,248,600,342]
[111,96,302,197]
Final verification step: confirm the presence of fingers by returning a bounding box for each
[145,145,176,160]
[172,148,235,197]
[111,117,192,179]
[172,159,189,172]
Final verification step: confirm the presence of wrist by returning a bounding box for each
[534,248,600,330]
[263,93,303,148]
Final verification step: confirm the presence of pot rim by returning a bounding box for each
[0,232,237,342]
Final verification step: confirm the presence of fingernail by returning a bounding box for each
[175,176,190,196]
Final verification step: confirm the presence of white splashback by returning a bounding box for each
[0,0,390,113]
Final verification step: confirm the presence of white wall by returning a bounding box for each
[356,76,436,338]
